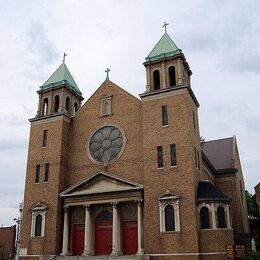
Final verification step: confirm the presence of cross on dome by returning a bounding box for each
[63,52,67,63]
[105,68,111,80]
[163,21,169,33]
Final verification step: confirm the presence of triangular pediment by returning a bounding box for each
[60,171,143,197]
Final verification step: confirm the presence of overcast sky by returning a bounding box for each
[0,0,260,226]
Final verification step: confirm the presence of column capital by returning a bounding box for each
[63,205,69,212]
[84,204,91,210]
[111,201,119,208]
[136,199,143,206]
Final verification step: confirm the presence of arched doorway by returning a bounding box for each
[95,210,112,255]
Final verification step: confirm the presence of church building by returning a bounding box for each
[20,30,249,260]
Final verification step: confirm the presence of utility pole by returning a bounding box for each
[14,202,23,260]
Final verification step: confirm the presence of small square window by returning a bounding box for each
[193,111,196,129]
[44,163,49,182]
[197,149,200,170]
[157,146,163,168]
[194,147,197,168]
[162,106,168,126]
[35,165,40,183]
[101,95,112,117]
[170,144,177,166]
[42,130,48,147]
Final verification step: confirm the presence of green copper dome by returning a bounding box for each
[146,33,182,62]
[40,63,82,96]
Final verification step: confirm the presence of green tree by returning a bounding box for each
[246,190,260,252]
[246,190,258,219]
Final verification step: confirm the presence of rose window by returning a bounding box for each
[89,126,124,164]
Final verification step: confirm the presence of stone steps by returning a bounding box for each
[53,255,143,260]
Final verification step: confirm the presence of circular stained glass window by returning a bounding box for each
[89,126,124,164]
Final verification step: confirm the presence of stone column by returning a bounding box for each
[61,88,65,113]
[137,200,144,255]
[226,205,231,228]
[83,205,93,256]
[37,94,41,117]
[146,65,151,92]
[112,202,120,256]
[175,201,180,232]
[177,58,183,85]
[161,61,166,89]
[61,206,69,255]
[211,203,216,229]
[117,206,122,255]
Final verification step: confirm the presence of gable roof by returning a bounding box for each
[203,137,234,170]
[146,33,182,62]
[75,79,141,116]
[60,171,143,197]
[196,181,231,202]
[40,63,82,96]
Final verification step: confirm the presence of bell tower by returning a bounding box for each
[36,61,84,118]
[20,61,83,255]
[143,32,192,93]
[140,30,202,254]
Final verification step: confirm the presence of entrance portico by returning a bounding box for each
[59,171,144,257]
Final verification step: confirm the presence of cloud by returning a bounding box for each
[175,0,260,73]
[26,22,58,66]
[0,139,27,150]
[245,118,260,132]
[224,51,260,73]
[2,115,27,127]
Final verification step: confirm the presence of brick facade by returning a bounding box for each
[20,32,249,260]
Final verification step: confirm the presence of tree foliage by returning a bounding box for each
[246,190,259,219]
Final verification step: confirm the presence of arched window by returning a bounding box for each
[43,98,48,116]
[169,66,176,86]
[31,203,47,237]
[153,70,160,90]
[159,193,180,233]
[217,206,226,228]
[35,214,42,236]
[66,97,70,112]
[200,206,210,229]
[54,95,59,113]
[74,102,78,114]
[165,204,175,231]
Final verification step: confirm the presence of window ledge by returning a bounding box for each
[162,125,169,128]
[99,113,113,118]
[170,166,177,169]
[34,183,40,185]
[157,167,164,170]
[41,146,47,149]
[160,231,180,234]
[31,236,44,239]
[43,182,49,184]
[199,228,232,231]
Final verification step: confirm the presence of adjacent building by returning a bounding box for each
[0,225,16,260]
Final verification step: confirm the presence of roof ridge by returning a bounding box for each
[205,136,234,143]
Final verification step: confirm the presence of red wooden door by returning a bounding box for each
[72,224,85,255]
[95,220,112,255]
[123,221,138,255]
